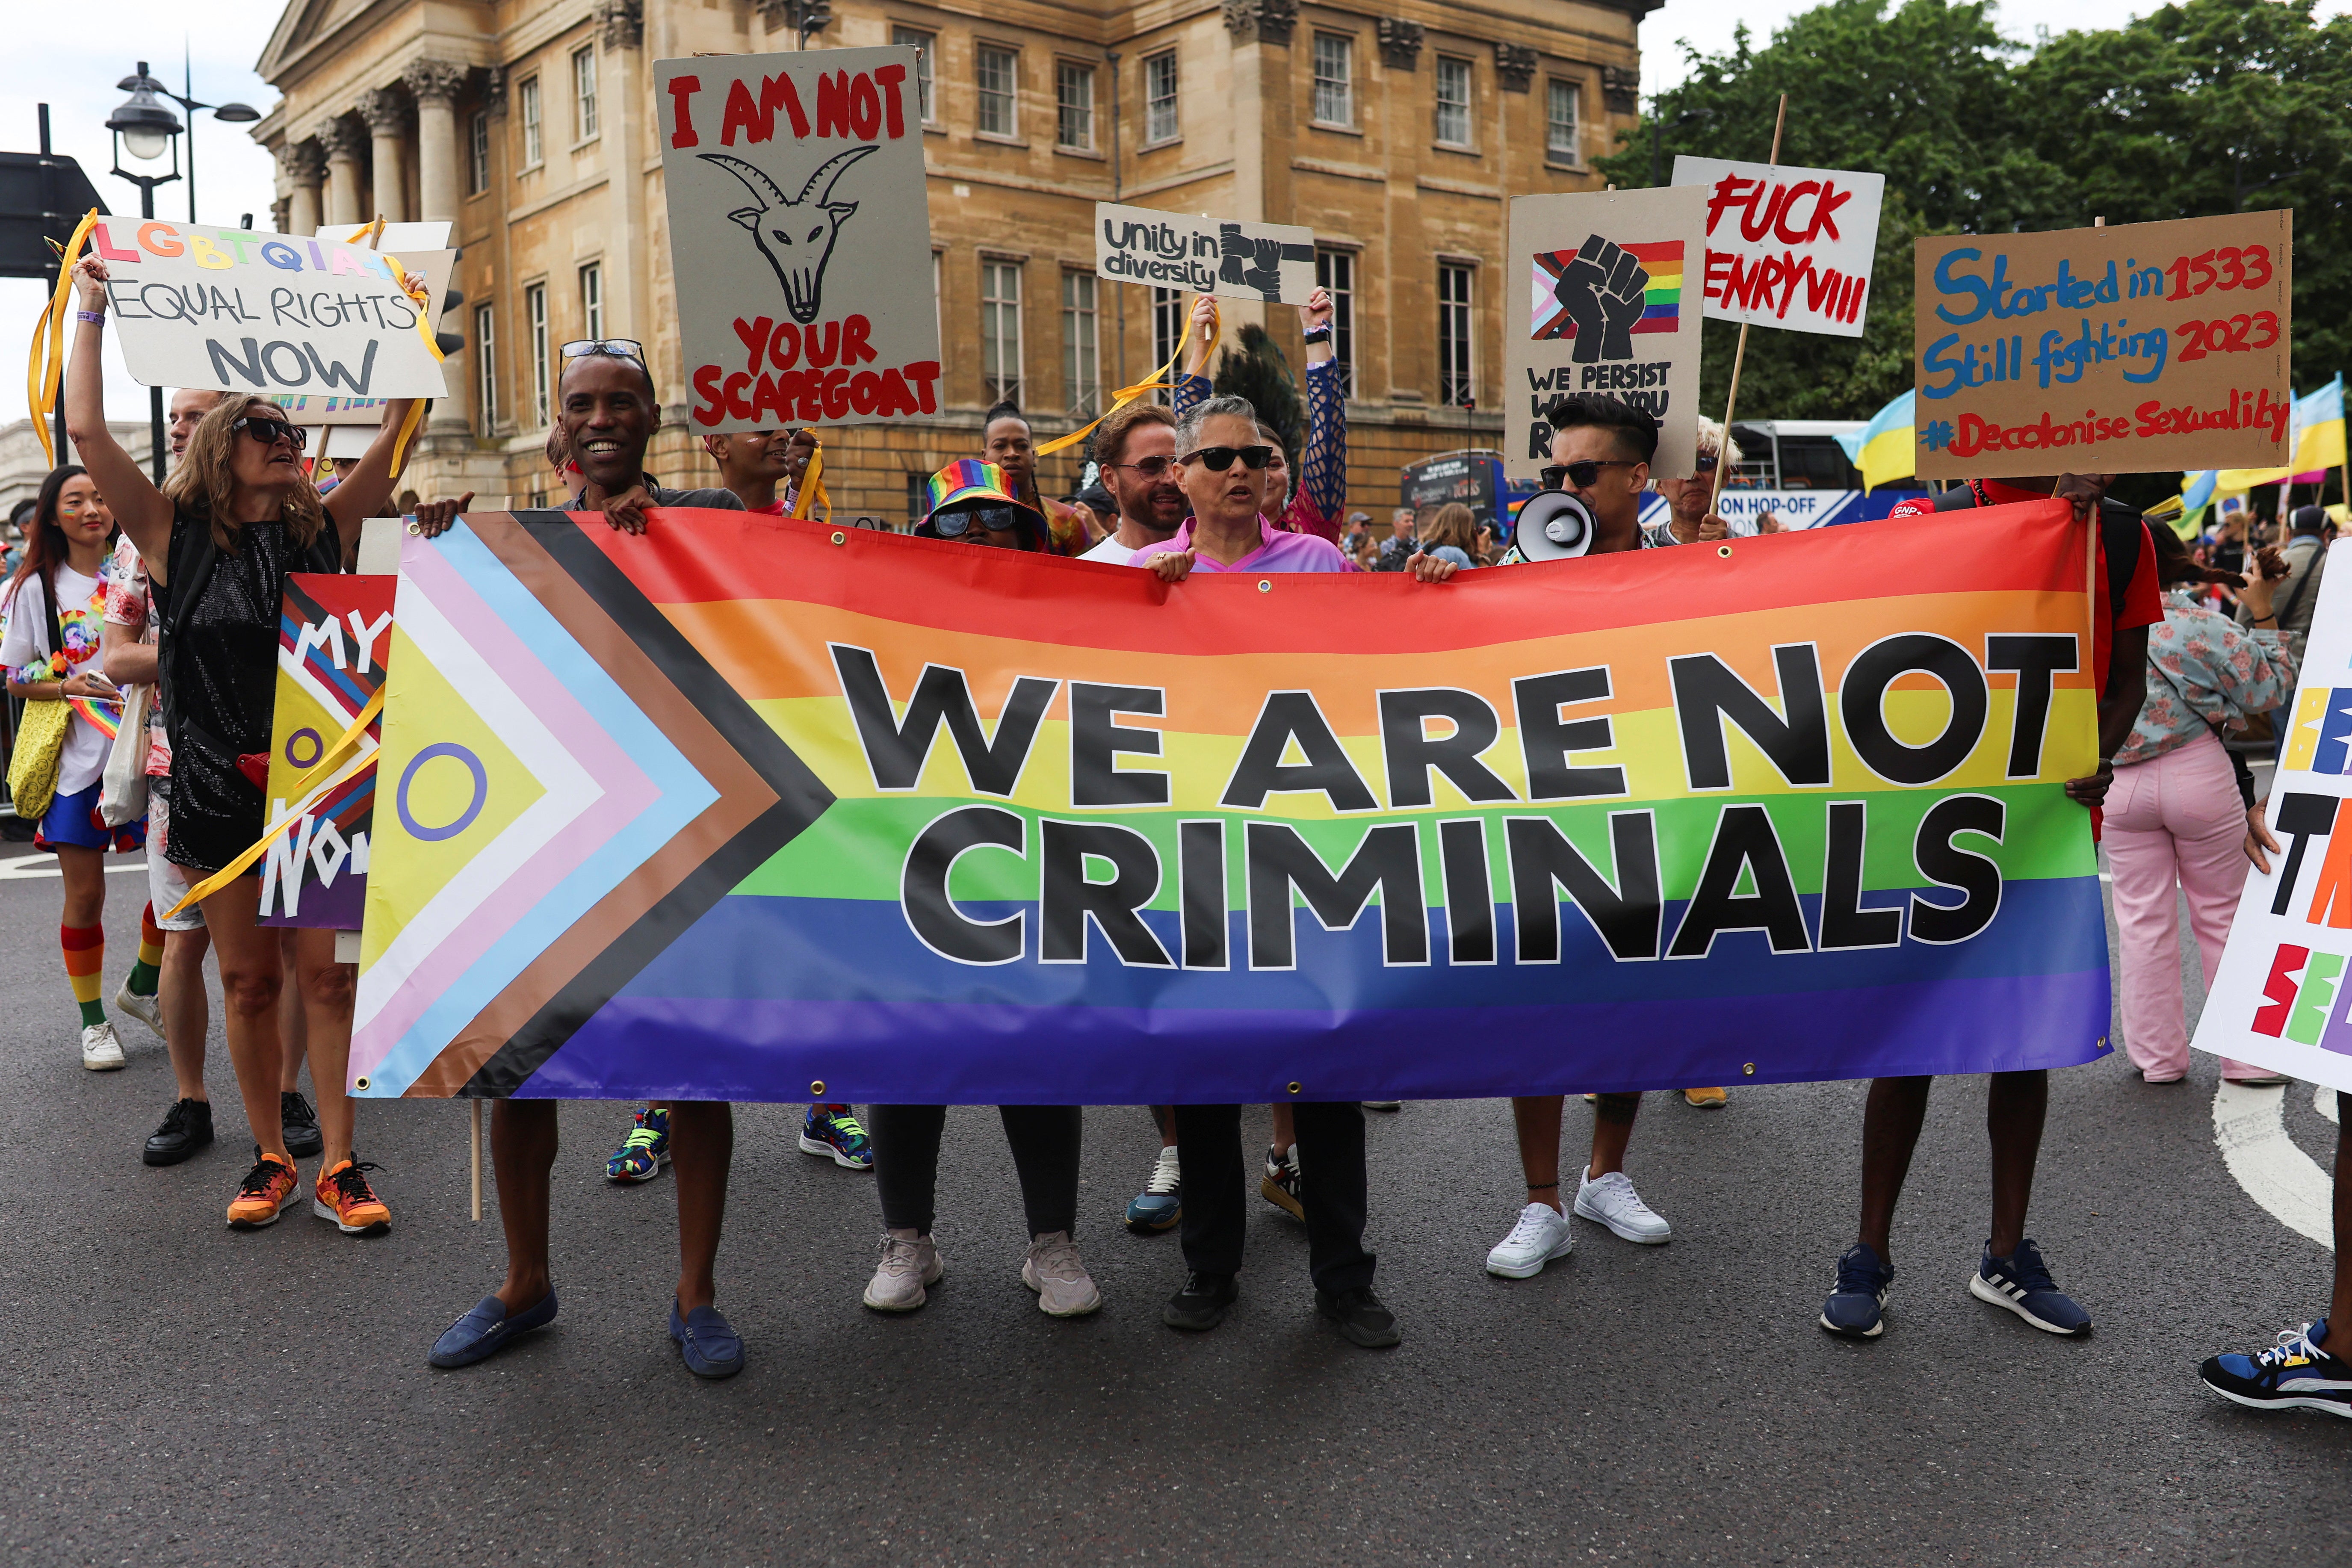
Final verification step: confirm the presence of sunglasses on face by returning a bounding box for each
[1540,458,1641,490]
[231,416,307,451]
[1109,456,1177,479]
[931,505,1025,538]
[1180,445,1274,473]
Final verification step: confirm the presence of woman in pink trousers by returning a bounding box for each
[2106,526,2298,1084]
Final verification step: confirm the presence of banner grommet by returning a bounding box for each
[1258,580,1272,592]
[830,532,846,546]
[354,1075,371,1091]
[1286,1081,1301,1094]
[810,1080,827,1096]
[1717,545,1733,558]
[1742,1063,1756,1076]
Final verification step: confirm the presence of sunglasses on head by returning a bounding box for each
[1181,445,1274,472]
[931,504,1026,538]
[1539,458,1642,490]
[231,416,307,451]
[561,338,647,364]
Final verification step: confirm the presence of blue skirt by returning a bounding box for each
[35,780,147,853]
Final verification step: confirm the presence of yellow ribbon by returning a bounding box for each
[165,685,386,919]
[27,210,101,468]
[787,438,830,521]
[1033,304,1221,459]
[345,220,441,472]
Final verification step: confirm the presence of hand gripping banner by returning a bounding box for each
[352,502,2113,1102]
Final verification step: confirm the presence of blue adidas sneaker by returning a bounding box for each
[1969,1238,2092,1337]
[2201,1320,2352,1417]
[800,1104,873,1170]
[1819,1241,1894,1339]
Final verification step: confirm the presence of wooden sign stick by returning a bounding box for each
[470,1099,483,1222]
[1707,94,1789,517]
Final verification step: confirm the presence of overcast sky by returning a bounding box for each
[3,1,2345,428]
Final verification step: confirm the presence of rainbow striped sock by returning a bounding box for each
[62,923,105,1028]
[127,903,163,997]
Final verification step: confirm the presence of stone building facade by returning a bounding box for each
[254,0,1650,519]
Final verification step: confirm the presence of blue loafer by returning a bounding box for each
[670,1300,745,1379]
[429,1290,558,1369]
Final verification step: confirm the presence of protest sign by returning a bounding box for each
[1913,210,2293,480]
[2192,543,2352,1092]
[1093,203,1316,304]
[1672,156,1883,338]
[89,219,450,398]
[655,47,938,435]
[1505,186,1708,481]
[260,573,394,931]
[351,499,2109,1103]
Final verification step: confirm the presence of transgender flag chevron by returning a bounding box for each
[351,501,2113,1103]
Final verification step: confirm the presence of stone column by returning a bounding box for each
[404,60,467,221]
[358,89,412,224]
[600,6,646,371]
[321,119,368,229]
[280,140,325,236]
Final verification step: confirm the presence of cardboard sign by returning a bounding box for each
[2192,543,2352,1091]
[1913,210,2293,480]
[656,47,939,434]
[260,572,393,931]
[1672,156,1883,338]
[90,220,450,399]
[1504,186,1707,481]
[1093,203,1316,304]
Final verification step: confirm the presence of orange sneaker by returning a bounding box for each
[227,1150,301,1229]
[313,1158,391,1235]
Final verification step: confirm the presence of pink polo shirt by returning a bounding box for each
[1130,517,1357,573]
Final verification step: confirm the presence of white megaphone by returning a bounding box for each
[1502,489,1598,563]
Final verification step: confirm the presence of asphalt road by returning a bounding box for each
[0,834,2343,1568]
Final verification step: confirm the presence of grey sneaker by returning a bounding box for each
[1021,1231,1103,1317]
[863,1230,942,1312]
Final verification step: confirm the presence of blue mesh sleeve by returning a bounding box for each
[1292,357,1347,534]
[1172,372,1211,421]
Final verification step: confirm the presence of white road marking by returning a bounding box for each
[0,856,145,882]
[2213,1080,2334,1250]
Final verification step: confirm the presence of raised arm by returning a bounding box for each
[62,256,173,572]
[1287,288,1347,540]
[320,396,422,561]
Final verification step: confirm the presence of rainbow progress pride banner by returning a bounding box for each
[352,501,2112,1102]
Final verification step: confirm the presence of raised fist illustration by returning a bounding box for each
[1555,234,1650,364]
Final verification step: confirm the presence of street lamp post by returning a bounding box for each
[164,50,261,226]
[102,60,257,482]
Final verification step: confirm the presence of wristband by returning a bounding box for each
[75,310,106,326]
[1301,325,1333,343]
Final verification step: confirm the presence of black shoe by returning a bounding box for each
[1316,1285,1401,1348]
[1162,1271,1239,1332]
[281,1091,323,1159]
[144,1098,215,1166]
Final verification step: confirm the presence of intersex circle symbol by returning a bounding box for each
[396,742,490,842]
[285,727,324,769]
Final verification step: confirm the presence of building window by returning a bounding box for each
[1151,286,1184,402]
[981,260,1022,405]
[1062,271,1100,416]
[468,110,490,193]
[1144,50,1180,144]
[1547,80,1579,164]
[527,283,550,426]
[893,28,936,124]
[906,472,932,527]
[977,46,1018,138]
[519,77,542,167]
[579,263,603,343]
[1438,263,1474,407]
[1312,34,1354,127]
[1055,62,1095,150]
[1435,57,1472,148]
[473,301,497,430]
[1315,248,1356,398]
[573,47,599,141]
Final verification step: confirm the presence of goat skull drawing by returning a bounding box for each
[699,145,881,325]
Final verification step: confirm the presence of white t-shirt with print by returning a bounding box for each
[1,564,112,796]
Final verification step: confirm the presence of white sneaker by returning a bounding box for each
[115,980,165,1041]
[1572,1166,1671,1243]
[863,1230,942,1311]
[1021,1231,1103,1317]
[1485,1202,1573,1278]
[80,1021,125,1071]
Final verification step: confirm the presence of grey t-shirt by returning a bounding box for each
[569,483,747,511]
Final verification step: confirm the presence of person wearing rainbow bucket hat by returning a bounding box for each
[911,460,1050,552]
[860,458,1098,1319]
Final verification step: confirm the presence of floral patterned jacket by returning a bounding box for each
[2113,591,2298,767]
